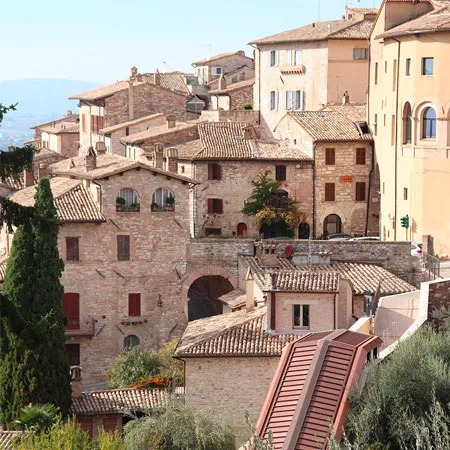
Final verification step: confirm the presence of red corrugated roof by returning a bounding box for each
[256,330,382,449]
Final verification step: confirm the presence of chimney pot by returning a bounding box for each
[85,146,97,171]
[164,147,178,173]
[67,110,73,116]
[155,69,161,86]
[218,73,226,91]
[270,273,278,291]
[342,91,350,105]
[166,115,176,129]
[95,141,107,154]
[130,66,138,79]
[70,366,83,398]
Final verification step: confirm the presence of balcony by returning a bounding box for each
[65,317,95,337]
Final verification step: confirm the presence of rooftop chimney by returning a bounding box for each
[153,143,164,169]
[67,110,73,116]
[155,69,161,86]
[85,146,97,172]
[164,147,178,173]
[71,366,83,398]
[237,50,245,56]
[130,66,138,80]
[269,272,278,291]
[218,73,226,91]
[166,114,176,129]
[342,91,350,105]
[95,141,107,155]
[24,169,34,187]
[260,243,280,268]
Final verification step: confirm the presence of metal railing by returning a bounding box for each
[65,318,95,337]
[423,252,440,279]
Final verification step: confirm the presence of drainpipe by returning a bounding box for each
[312,142,317,238]
[392,37,401,240]
[365,141,374,236]
[250,44,260,126]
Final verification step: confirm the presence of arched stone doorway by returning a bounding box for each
[298,222,310,239]
[323,214,342,237]
[237,222,247,237]
[187,276,234,321]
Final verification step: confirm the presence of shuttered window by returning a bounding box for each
[102,417,117,433]
[117,235,130,261]
[208,163,221,180]
[90,115,104,133]
[65,344,80,366]
[356,182,366,201]
[207,199,223,214]
[356,148,366,165]
[66,237,79,262]
[325,148,335,165]
[325,183,335,201]
[62,293,80,330]
[275,165,287,181]
[128,293,141,317]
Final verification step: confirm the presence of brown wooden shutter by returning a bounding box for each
[66,237,79,262]
[356,182,366,201]
[117,235,130,260]
[325,148,335,165]
[102,417,118,433]
[81,114,86,133]
[65,344,80,366]
[207,199,214,214]
[217,164,222,180]
[77,418,93,438]
[62,293,80,330]
[208,163,213,180]
[325,183,335,201]
[90,115,95,132]
[128,293,141,317]
[356,148,366,164]
[217,199,223,214]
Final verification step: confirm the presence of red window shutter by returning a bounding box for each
[217,164,222,180]
[102,417,117,433]
[90,115,95,132]
[99,115,104,130]
[117,235,130,260]
[326,148,335,165]
[356,148,366,164]
[207,199,214,214]
[77,418,93,438]
[208,163,213,180]
[325,183,335,201]
[128,293,141,317]
[66,237,79,262]
[356,182,366,201]
[62,293,80,330]
[217,199,223,214]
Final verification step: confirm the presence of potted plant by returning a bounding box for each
[116,197,126,211]
[166,194,175,211]
[131,202,140,212]
[151,202,159,212]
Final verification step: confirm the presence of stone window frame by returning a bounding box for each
[152,187,175,212]
[66,236,80,262]
[292,304,310,329]
[355,182,366,202]
[325,183,335,202]
[124,335,140,349]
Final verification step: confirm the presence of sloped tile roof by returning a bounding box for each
[218,289,246,310]
[70,388,168,416]
[321,103,367,123]
[192,51,252,66]
[256,140,312,160]
[40,122,79,135]
[99,113,164,135]
[0,257,8,283]
[9,177,106,223]
[209,78,255,94]
[288,111,372,141]
[0,431,23,449]
[69,81,146,101]
[250,18,374,45]
[141,73,191,95]
[376,2,450,38]
[31,114,79,130]
[264,271,340,292]
[173,307,299,358]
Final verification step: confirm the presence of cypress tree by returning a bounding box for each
[0,178,71,426]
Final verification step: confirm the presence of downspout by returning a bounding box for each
[392,37,401,240]
[334,293,337,329]
[365,141,374,236]
[250,44,260,125]
[312,142,317,238]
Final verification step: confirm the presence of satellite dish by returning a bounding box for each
[285,245,294,258]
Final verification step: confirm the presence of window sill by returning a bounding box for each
[293,326,310,330]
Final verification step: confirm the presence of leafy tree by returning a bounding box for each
[245,411,273,450]
[123,404,235,450]
[107,347,160,389]
[157,339,184,381]
[242,170,301,238]
[0,178,71,425]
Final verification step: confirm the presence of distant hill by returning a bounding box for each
[0,78,101,149]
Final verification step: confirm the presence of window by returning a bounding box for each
[125,127,130,136]
[286,49,293,66]
[404,187,408,201]
[293,304,310,329]
[374,62,378,85]
[383,114,386,126]
[275,165,287,181]
[212,67,222,75]
[374,114,378,136]
[356,148,366,165]
[393,59,397,91]
[240,71,245,81]
[116,188,140,212]
[207,199,223,214]
[62,293,80,330]
[325,183,335,201]
[295,50,302,65]
[124,335,140,349]
[117,235,130,261]
[353,48,369,60]
[356,182,366,201]
[269,50,279,67]
[325,148,335,165]
[208,163,221,180]
[180,165,185,174]
[128,293,141,317]
[404,103,412,144]
[287,50,302,65]
[66,237,79,262]
[406,58,411,76]
[285,90,303,110]
[152,188,175,211]
[423,107,436,138]
[422,57,434,75]
[90,115,104,133]
[270,91,279,110]
[65,344,80,366]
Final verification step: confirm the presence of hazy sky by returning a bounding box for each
[1,0,381,84]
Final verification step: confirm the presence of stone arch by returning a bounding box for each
[403,101,413,144]
[317,205,347,238]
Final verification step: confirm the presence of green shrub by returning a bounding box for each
[13,403,59,433]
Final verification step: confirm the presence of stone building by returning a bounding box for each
[39,122,80,158]
[369,0,450,255]
[250,7,377,133]
[1,152,197,389]
[69,67,189,153]
[173,121,313,238]
[192,50,254,85]
[275,109,378,237]
[210,77,255,111]
[29,110,79,142]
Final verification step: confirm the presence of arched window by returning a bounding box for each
[298,222,310,239]
[124,335,140,349]
[403,102,412,144]
[237,223,247,237]
[323,214,342,237]
[116,188,140,212]
[423,107,436,139]
[152,188,175,211]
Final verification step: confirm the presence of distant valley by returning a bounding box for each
[0,79,101,150]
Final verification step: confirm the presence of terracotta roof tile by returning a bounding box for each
[69,81,146,101]
[70,388,168,415]
[173,307,299,358]
[0,431,23,450]
[209,78,255,94]
[141,73,191,95]
[250,18,374,45]
[192,51,252,66]
[287,111,372,141]
[0,257,8,283]
[321,103,367,123]
[264,271,340,292]
[31,114,79,130]
[218,289,246,310]
[9,177,106,223]
[99,113,164,135]
[40,122,79,135]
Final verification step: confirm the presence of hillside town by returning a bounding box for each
[1,1,450,449]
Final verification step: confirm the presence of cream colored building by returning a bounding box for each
[250,7,377,134]
[369,0,450,255]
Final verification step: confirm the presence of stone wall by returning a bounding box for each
[200,109,260,125]
[428,278,450,323]
[184,356,279,444]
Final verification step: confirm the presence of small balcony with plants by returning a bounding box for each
[151,188,175,212]
[116,188,140,212]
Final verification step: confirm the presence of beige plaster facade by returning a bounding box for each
[369,0,450,255]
